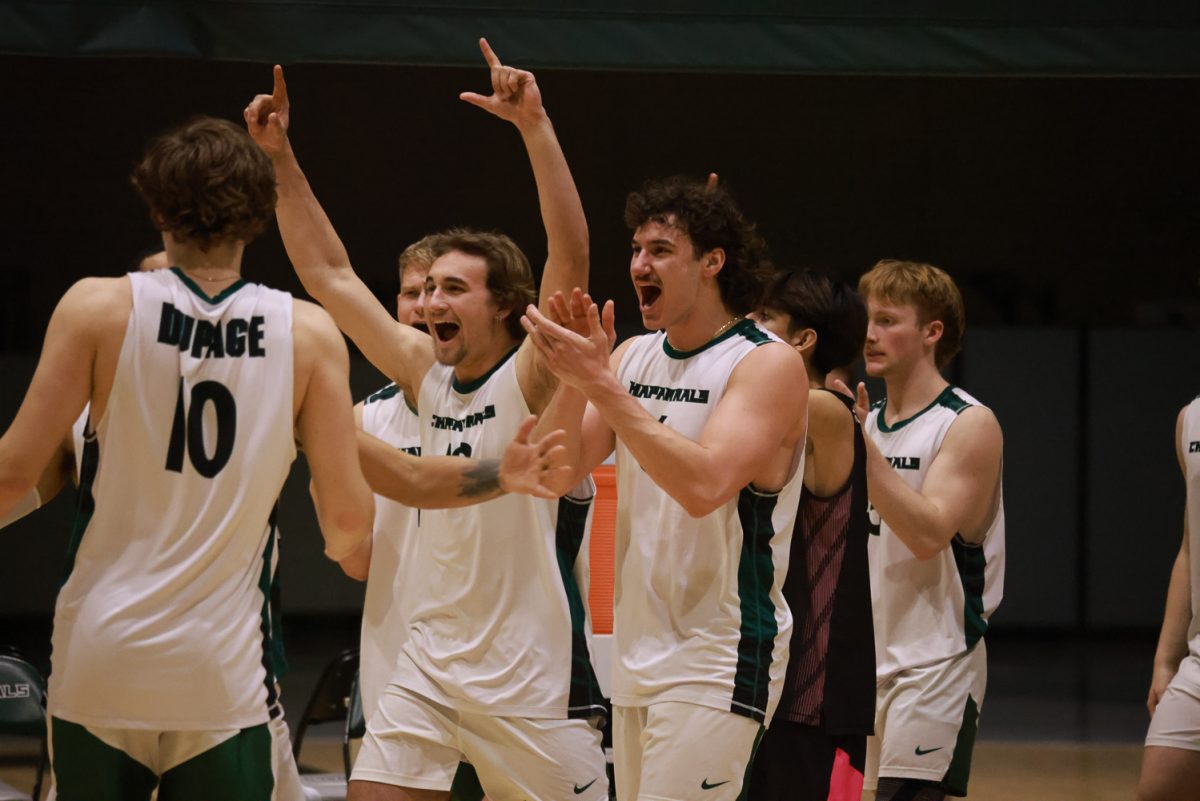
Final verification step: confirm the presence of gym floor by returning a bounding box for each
[0,620,1151,800]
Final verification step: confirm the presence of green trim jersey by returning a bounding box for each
[358,383,423,717]
[611,320,805,724]
[392,350,605,719]
[864,386,1005,681]
[1183,396,1200,655]
[49,268,296,731]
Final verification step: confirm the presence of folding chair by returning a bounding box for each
[0,649,48,801]
[294,649,364,801]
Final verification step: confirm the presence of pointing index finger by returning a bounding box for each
[272,64,288,106]
[478,37,502,69]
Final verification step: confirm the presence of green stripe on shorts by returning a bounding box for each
[158,723,274,801]
[940,693,980,796]
[52,717,157,801]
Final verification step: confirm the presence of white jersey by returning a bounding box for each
[865,385,1005,681]
[392,349,605,719]
[612,320,804,724]
[358,383,423,718]
[1182,396,1200,655]
[70,409,88,481]
[49,268,296,730]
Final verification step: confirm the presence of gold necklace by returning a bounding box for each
[712,314,743,339]
[180,267,239,283]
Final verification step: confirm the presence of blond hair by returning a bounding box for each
[858,259,965,369]
[398,234,444,280]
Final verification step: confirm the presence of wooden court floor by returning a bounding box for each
[0,738,1141,801]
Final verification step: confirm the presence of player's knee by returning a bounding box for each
[875,777,947,801]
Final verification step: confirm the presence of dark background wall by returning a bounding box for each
[1,54,1198,632]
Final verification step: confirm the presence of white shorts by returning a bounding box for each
[49,715,295,800]
[864,644,987,797]
[613,702,762,801]
[269,715,305,801]
[1146,651,1200,752]
[46,706,302,801]
[352,684,607,801]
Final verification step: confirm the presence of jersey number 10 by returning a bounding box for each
[165,379,237,478]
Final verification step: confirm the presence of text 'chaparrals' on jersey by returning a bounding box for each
[627,381,710,404]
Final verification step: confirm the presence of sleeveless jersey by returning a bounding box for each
[612,320,805,724]
[358,383,423,718]
[1182,396,1200,655]
[49,268,296,730]
[864,385,1005,681]
[71,405,290,714]
[392,349,605,719]
[777,390,875,735]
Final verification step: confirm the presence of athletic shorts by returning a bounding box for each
[352,684,608,801]
[864,644,986,797]
[746,719,865,801]
[613,702,763,801]
[49,716,285,801]
[1146,651,1200,752]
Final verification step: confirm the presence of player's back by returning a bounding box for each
[49,267,296,731]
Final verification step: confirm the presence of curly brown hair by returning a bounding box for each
[624,176,771,315]
[431,229,536,340]
[131,117,276,251]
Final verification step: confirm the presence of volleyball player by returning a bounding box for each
[1135,396,1200,801]
[746,269,875,801]
[836,259,1005,801]
[245,40,608,801]
[522,175,808,801]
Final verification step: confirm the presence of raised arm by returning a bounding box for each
[357,414,571,507]
[0,279,112,523]
[293,300,374,562]
[244,66,433,397]
[840,381,1004,560]
[1148,405,1194,716]
[459,39,588,309]
[459,40,589,409]
[524,304,808,517]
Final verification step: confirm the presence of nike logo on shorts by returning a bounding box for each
[701,779,731,790]
[914,745,944,756]
[574,779,597,794]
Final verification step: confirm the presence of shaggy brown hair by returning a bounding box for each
[431,229,536,340]
[131,117,276,251]
[624,176,771,315]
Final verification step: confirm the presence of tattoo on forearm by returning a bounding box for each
[460,459,502,498]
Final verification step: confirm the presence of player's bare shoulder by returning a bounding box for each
[59,275,132,331]
[944,402,1004,457]
[292,297,347,362]
[730,338,808,441]
[808,387,855,441]
[290,298,349,414]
